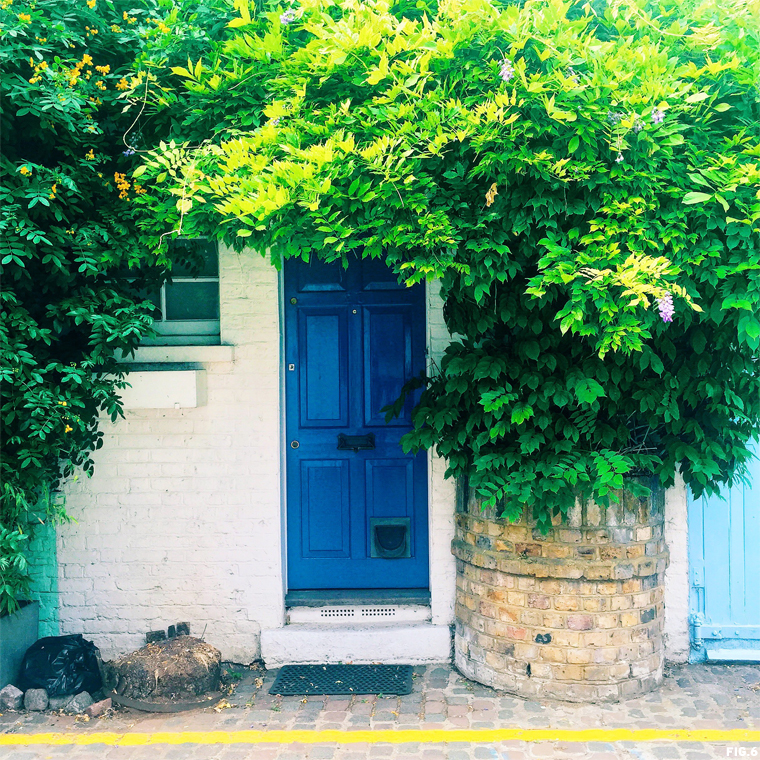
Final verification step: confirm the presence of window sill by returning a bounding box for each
[118,345,234,365]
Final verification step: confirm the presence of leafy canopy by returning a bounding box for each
[132,0,760,529]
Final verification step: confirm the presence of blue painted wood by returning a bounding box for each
[689,444,760,660]
[285,257,429,589]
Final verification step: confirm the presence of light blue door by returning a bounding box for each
[689,445,760,661]
[284,256,429,591]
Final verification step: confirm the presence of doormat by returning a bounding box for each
[269,664,413,696]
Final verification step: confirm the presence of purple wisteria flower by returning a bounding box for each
[499,58,515,83]
[633,119,644,133]
[567,66,580,84]
[615,152,624,163]
[122,148,136,156]
[271,117,282,126]
[607,111,624,124]
[651,108,665,124]
[657,292,674,323]
[280,9,297,24]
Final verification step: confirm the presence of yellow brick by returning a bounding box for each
[610,595,632,611]
[507,591,527,606]
[539,646,566,663]
[514,643,539,659]
[553,664,584,681]
[542,613,566,629]
[597,614,620,629]
[566,648,593,664]
[620,612,639,627]
[554,596,580,612]
[540,580,562,595]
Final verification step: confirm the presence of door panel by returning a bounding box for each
[363,305,414,427]
[301,460,350,557]
[298,308,348,427]
[689,445,760,661]
[285,257,428,590]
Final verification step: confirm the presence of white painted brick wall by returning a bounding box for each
[58,247,283,663]
[427,283,457,627]
[664,474,690,663]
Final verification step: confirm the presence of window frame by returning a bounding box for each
[141,240,221,347]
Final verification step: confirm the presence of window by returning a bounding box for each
[142,239,221,346]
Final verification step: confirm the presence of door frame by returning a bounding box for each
[280,259,429,593]
[275,266,458,626]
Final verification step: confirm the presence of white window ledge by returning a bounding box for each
[118,345,234,365]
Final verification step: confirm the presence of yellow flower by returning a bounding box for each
[116,77,128,91]
[87,0,95,6]
[95,80,106,90]
[85,149,95,160]
[81,54,93,65]
[18,12,30,21]
[19,166,31,176]
[64,425,73,433]
[59,400,67,406]
[110,24,121,32]
[95,64,110,74]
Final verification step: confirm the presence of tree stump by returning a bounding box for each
[107,637,221,700]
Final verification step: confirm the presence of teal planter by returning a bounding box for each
[0,601,39,688]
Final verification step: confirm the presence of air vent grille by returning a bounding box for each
[361,607,397,617]
[319,608,355,618]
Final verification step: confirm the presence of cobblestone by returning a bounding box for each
[1,663,759,759]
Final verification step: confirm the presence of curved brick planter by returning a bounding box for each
[453,481,668,702]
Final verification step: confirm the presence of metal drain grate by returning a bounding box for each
[269,664,413,696]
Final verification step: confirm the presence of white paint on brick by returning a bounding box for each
[56,251,456,664]
[426,281,456,629]
[663,474,690,663]
[118,370,205,409]
[57,247,283,663]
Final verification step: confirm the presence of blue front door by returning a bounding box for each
[689,445,760,661]
[284,256,429,590]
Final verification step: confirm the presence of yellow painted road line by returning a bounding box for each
[1,729,760,746]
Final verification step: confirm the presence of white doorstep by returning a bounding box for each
[261,623,451,667]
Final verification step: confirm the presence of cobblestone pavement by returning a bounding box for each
[1,662,759,759]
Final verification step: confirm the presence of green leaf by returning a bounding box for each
[511,403,534,425]
[574,379,605,405]
[683,192,713,205]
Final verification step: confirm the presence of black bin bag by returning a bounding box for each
[18,634,102,697]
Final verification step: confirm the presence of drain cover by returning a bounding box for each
[269,664,413,696]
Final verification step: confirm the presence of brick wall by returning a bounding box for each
[56,247,283,662]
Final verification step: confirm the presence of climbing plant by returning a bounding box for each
[0,0,174,615]
[131,0,760,529]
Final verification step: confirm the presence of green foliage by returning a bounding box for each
[0,0,174,614]
[135,0,759,530]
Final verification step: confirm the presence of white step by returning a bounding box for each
[261,623,451,667]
